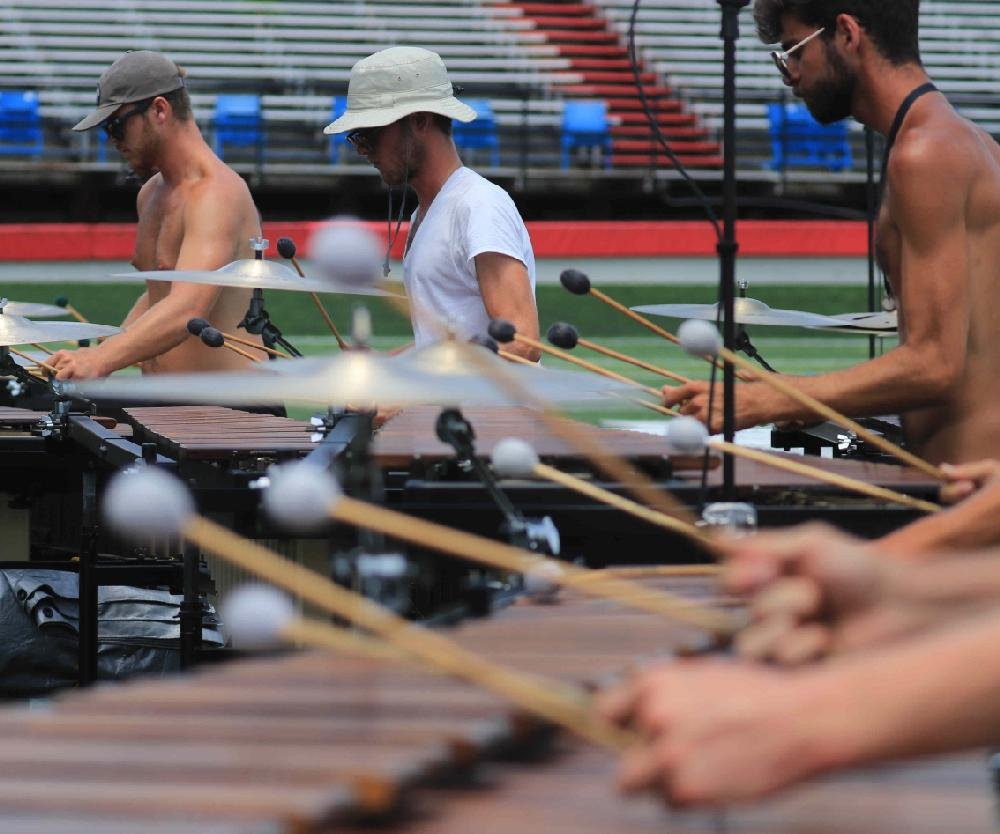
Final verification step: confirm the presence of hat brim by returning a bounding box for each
[324,97,477,135]
[73,102,121,132]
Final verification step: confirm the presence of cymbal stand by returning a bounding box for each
[733,280,778,372]
[237,237,304,358]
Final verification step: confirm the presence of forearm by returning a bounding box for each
[121,291,151,329]
[814,612,1000,769]
[87,290,212,372]
[880,488,1000,557]
[748,344,954,424]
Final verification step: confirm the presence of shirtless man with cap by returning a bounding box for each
[49,50,265,380]
[663,0,1000,466]
[324,46,540,361]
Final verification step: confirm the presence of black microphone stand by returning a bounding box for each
[717,0,751,500]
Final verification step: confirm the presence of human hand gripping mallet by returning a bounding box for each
[102,466,632,751]
[675,318,947,482]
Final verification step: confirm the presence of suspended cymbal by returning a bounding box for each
[394,339,649,404]
[3,301,70,319]
[808,310,898,335]
[632,297,845,329]
[115,259,395,297]
[69,343,650,409]
[0,312,120,347]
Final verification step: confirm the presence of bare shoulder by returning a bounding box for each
[186,160,255,220]
[889,110,981,192]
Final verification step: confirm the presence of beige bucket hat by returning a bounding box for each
[324,46,477,135]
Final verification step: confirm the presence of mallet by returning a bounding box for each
[488,319,662,398]
[491,437,718,550]
[676,319,946,481]
[547,321,691,384]
[666,413,940,514]
[103,466,632,751]
[259,462,738,635]
[277,236,348,350]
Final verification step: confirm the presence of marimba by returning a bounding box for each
[0,580,992,833]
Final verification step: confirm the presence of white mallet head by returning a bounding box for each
[491,437,540,479]
[103,466,194,539]
[523,559,564,603]
[263,462,342,533]
[667,416,710,455]
[222,584,296,651]
[678,319,722,357]
[308,216,383,287]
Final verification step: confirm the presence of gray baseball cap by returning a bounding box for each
[73,51,186,132]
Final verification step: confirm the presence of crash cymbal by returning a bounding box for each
[394,338,650,404]
[3,301,70,319]
[69,343,649,409]
[632,297,845,329]
[0,311,121,348]
[115,259,395,297]
[809,310,898,335]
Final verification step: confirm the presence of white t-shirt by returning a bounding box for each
[402,166,536,346]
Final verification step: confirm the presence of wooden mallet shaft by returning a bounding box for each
[511,333,662,397]
[219,330,290,359]
[8,346,56,376]
[531,462,718,550]
[330,495,738,635]
[184,515,632,751]
[31,343,55,355]
[633,396,937,511]
[58,301,89,324]
[709,439,940,513]
[283,250,350,350]
[713,344,945,480]
[576,335,691,384]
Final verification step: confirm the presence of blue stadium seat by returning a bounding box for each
[329,96,348,163]
[767,103,852,172]
[212,94,263,160]
[561,100,611,169]
[453,98,500,166]
[0,91,43,158]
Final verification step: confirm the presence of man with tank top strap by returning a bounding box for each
[325,47,540,361]
[663,1,1000,466]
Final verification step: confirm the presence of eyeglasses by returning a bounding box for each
[346,125,385,154]
[102,97,155,141]
[770,27,826,81]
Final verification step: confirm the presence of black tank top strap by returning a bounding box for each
[880,82,939,194]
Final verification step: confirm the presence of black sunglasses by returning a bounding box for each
[346,125,385,154]
[102,97,156,141]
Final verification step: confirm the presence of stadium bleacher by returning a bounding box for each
[1,0,999,180]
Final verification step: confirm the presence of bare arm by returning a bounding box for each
[120,291,151,328]
[598,610,1000,807]
[474,251,540,362]
[50,186,254,378]
[665,140,971,428]
[725,524,1000,664]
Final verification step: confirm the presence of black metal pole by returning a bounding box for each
[866,127,877,360]
[178,541,202,670]
[717,0,749,499]
[78,468,99,686]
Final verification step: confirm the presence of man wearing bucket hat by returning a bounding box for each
[48,50,265,380]
[326,47,540,360]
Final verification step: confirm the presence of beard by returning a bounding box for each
[802,43,856,125]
